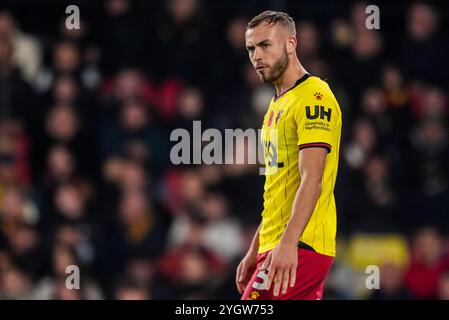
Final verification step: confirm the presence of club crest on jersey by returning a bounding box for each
[267,111,274,127]
[248,291,260,300]
[275,110,284,124]
[314,92,322,100]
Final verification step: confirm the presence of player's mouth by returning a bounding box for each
[256,65,268,72]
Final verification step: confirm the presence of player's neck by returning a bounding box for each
[273,60,308,97]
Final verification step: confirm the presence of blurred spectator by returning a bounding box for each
[0,11,42,83]
[153,0,210,84]
[404,227,449,299]
[44,145,75,183]
[125,256,154,288]
[101,189,170,285]
[32,243,103,299]
[0,37,35,124]
[38,104,96,176]
[382,66,411,140]
[157,244,225,299]
[4,223,42,279]
[0,265,33,299]
[0,121,31,185]
[297,21,330,78]
[437,271,449,300]
[343,118,377,170]
[0,186,39,234]
[98,98,169,177]
[172,86,206,129]
[397,3,448,86]
[348,154,403,233]
[41,181,98,270]
[35,41,81,94]
[361,87,392,138]
[169,191,244,262]
[115,277,151,300]
[99,0,146,75]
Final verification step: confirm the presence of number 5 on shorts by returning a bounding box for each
[252,270,269,290]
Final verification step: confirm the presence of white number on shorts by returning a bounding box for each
[252,270,269,290]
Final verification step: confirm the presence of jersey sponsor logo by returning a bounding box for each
[306,105,332,122]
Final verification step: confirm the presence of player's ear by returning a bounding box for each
[287,36,297,55]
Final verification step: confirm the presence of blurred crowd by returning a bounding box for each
[0,0,448,299]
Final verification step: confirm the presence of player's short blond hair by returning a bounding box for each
[246,10,296,35]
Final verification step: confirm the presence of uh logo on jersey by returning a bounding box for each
[305,105,332,121]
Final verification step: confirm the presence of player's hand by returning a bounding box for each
[236,251,258,294]
[260,242,297,296]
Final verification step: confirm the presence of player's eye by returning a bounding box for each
[261,43,270,48]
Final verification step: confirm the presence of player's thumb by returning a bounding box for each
[239,269,246,282]
[237,264,245,282]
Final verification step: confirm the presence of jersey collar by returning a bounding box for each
[273,73,311,102]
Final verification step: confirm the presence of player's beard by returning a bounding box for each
[259,48,289,84]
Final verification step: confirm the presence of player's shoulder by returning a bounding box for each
[290,75,342,117]
[297,76,334,96]
[292,76,338,103]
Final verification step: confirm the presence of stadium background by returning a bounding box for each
[0,0,448,299]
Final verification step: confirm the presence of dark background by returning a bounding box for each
[0,0,449,300]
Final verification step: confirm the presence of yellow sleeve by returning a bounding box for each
[293,93,339,153]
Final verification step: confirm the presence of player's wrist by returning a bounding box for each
[279,236,298,249]
[247,246,258,258]
[246,242,259,258]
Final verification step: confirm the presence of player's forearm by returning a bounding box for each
[280,177,322,247]
[247,222,262,256]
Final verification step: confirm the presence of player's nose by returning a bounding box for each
[253,47,263,62]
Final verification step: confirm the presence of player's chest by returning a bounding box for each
[261,101,295,141]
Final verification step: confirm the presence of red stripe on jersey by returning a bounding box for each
[299,142,332,153]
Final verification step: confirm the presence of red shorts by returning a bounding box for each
[241,247,334,300]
